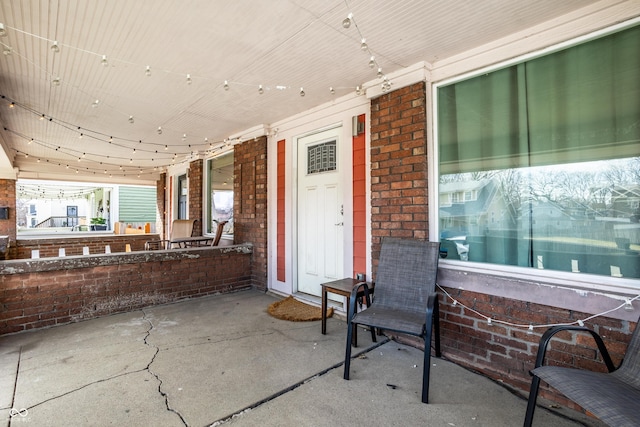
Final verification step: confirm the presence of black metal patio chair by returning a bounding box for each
[343,237,441,403]
[524,316,640,427]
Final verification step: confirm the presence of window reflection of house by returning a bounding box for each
[439,179,515,238]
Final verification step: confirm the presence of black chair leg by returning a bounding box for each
[523,376,541,427]
[433,299,441,357]
[421,334,431,404]
[344,319,354,380]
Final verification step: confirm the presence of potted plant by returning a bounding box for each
[90,217,108,231]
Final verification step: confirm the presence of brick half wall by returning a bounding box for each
[0,244,253,335]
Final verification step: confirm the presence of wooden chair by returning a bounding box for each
[343,237,441,403]
[144,219,196,250]
[210,220,228,246]
[524,316,640,426]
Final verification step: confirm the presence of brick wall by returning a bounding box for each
[369,82,637,410]
[437,286,635,410]
[0,244,253,335]
[234,136,268,290]
[370,81,428,274]
[188,160,203,235]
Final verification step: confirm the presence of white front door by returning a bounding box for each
[297,127,344,296]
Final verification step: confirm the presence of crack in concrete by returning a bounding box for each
[142,309,189,427]
[17,369,148,413]
[10,310,188,426]
[207,338,390,426]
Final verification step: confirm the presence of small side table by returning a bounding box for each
[321,278,374,343]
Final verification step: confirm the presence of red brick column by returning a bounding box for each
[370,81,428,275]
[234,136,268,290]
[188,160,203,235]
[156,172,166,239]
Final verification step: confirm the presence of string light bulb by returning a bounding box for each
[101,55,108,67]
[368,56,376,68]
[52,77,61,86]
[342,13,353,29]
[329,87,335,95]
[355,85,362,96]
[128,115,134,124]
[157,126,162,135]
[377,68,384,79]
[51,41,60,53]
[624,298,634,311]
[186,74,192,85]
[145,65,151,76]
[360,38,368,51]
[258,85,264,94]
[299,87,305,97]
[9,102,15,108]
[224,80,229,91]
[3,47,12,56]
[0,23,6,37]
[92,99,99,108]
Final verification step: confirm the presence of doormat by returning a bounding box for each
[267,296,333,322]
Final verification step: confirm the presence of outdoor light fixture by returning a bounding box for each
[342,13,352,29]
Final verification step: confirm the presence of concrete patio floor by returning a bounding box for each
[0,290,604,427]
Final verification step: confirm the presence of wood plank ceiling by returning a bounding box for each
[0,0,605,185]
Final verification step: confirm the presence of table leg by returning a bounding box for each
[321,288,327,335]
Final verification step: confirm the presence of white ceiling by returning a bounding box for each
[0,0,621,186]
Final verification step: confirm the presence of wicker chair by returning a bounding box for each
[343,237,441,403]
[524,316,640,426]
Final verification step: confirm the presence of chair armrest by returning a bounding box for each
[347,282,373,322]
[532,325,616,372]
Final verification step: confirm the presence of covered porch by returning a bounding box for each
[0,290,601,426]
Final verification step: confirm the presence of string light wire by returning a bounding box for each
[436,284,640,330]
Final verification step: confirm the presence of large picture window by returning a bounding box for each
[206,152,234,236]
[437,25,640,279]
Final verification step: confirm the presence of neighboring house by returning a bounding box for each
[611,185,640,220]
[439,179,515,237]
[518,200,578,236]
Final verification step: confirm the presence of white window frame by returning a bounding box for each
[430,20,640,295]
